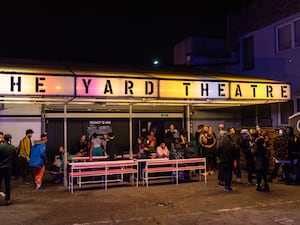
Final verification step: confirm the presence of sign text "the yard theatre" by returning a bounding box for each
[0,75,291,100]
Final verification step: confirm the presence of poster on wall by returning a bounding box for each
[87,120,112,139]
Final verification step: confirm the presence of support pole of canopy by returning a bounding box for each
[129,104,133,158]
[63,104,68,187]
[186,105,191,142]
[41,105,46,134]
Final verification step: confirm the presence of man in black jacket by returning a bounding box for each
[219,129,238,191]
[106,133,119,160]
[0,133,17,205]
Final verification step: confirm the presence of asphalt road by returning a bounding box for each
[1,171,300,225]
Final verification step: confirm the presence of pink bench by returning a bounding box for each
[142,158,207,187]
[68,160,138,193]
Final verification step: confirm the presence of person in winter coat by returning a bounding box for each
[240,128,256,186]
[29,133,48,190]
[219,131,238,191]
[0,133,16,205]
[254,135,270,192]
[268,128,288,183]
[106,132,119,160]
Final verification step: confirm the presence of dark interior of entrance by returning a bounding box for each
[45,118,182,166]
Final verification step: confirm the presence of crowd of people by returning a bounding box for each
[133,123,300,192]
[0,130,48,206]
[72,132,119,160]
[1,123,300,206]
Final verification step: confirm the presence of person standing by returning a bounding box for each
[195,125,204,157]
[165,123,178,150]
[0,134,17,205]
[285,126,300,184]
[75,134,88,157]
[268,128,288,183]
[18,129,34,185]
[219,130,238,191]
[254,134,270,192]
[201,126,217,175]
[106,132,119,160]
[29,133,48,190]
[240,129,256,186]
[89,133,104,157]
[229,127,242,184]
[215,124,227,187]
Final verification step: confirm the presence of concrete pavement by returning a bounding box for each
[1,170,300,225]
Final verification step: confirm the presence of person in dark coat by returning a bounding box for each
[0,134,17,205]
[268,128,288,183]
[240,128,256,186]
[254,135,270,192]
[285,126,300,184]
[219,131,238,191]
[106,133,119,160]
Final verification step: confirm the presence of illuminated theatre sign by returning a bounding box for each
[0,75,291,100]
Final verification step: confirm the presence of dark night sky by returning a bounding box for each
[0,4,250,66]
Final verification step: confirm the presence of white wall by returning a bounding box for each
[0,104,41,115]
[0,117,41,146]
[0,104,42,146]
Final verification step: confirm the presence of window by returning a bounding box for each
[242,36,254,70]
[241,105,256,127]
[241,104,272,127]
[278,24,292,51]
[295,20,300,47]
[257,104,272,127]
[280,100,294,125]
[276,18,300,52]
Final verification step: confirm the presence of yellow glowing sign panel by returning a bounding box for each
[230,82,290,99]
[76,77,158,97]
[0,74,291,101]
[159,80,229,99]
[0,74,74,95]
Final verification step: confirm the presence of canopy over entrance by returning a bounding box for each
[0,58,291,109]
[0,58,291,186]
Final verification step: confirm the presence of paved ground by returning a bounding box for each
[1,170,300,225]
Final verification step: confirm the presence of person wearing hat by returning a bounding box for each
[29,133,48,190]
[18,129,34,185]
[0,133,17,205]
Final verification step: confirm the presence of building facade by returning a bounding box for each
[174,0,300,128]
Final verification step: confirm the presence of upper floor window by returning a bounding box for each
[295,20,300,47]
[242,36,254,70]
[278,24,292,51]
[276,18,300,52]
